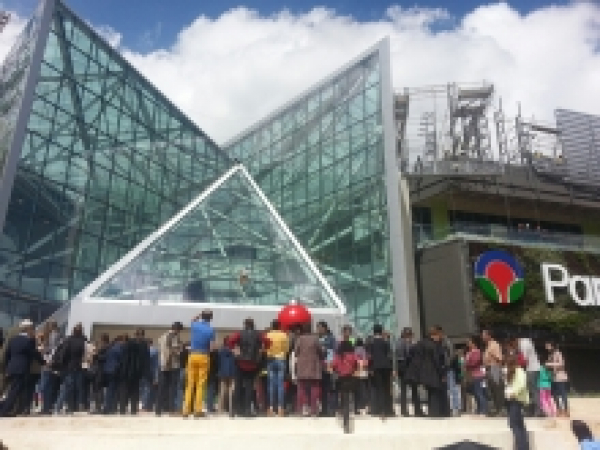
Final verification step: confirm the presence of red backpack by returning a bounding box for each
[332,353,358,377]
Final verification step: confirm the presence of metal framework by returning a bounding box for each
[64,164,345,333]
[396,82,500,177]
[0,0,231,326]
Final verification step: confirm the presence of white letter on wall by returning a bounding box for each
[591,277,600,306]
[569,276,594,307]
[542,263,568,304]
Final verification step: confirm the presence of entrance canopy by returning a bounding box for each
[65,164,345,333]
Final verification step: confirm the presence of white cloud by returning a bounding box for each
[94,25,122,48]
[1,3,599,143]
[0,9,27,61]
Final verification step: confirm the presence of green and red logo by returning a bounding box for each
[474,250,525,305]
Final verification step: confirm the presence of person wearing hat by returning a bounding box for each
[0,319,44,417]
[395,327,422,417]
[156,321,183,416]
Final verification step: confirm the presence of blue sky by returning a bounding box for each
[1,0,596,142]
[5,0,568,51]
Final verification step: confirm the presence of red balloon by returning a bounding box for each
[278,304,312,331]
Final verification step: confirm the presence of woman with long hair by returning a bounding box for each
[465,335,487,416]
[505,353,530,450]
[545,341,569,417]
[294,322,323,417]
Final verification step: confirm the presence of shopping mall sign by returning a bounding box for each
[475,250,525,305]
[542,263,600,306]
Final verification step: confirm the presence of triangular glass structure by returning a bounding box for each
[78,165,345,311]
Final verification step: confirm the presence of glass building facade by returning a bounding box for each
[226,46,402,331]
[0,0,230,327]
[83,165,342,310]
[0,1,411,333]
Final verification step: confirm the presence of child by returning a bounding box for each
[539,365,556,417]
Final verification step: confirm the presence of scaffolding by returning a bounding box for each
[396,82,501,176]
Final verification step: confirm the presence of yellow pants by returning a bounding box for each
[183,353,209,415]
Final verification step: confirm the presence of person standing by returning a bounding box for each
[156,322,183,416]
[0,320,44,417]
[102,335,124,414]
[183,311,215,418]
[367,324,393,420]
[90,333,109,414]
[519,336,541,417]
[174,342,189,413]
[545,341,569,418]
[504,353,530,450]
[405,327,446,418]
[332,340,358,434]
[80,337,96,412]
[265,319,289,417]
[353,338,369,414]
[396,327,422,417]
[229,318,269,417]
[538,365,556,417]
[206,345,220,413]
[294,322,323,416]
[482,329,504,416]
[317,321,336,417]
[119,329,149,415]
[465,335,487,416]
[217,336,236,416]
[141,338,159,412]
[61,323,86,414]
[436,326,454,417]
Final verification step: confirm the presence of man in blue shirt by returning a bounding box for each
[183,310,215,418]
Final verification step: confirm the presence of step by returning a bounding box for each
[0,415,572,450]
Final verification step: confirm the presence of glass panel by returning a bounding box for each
[0,2,232,320]
[92,168,339,309]
[226,51,393,331]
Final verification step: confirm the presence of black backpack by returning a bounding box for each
[238,329,260,364]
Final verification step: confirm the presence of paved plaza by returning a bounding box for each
[2,398,597,450]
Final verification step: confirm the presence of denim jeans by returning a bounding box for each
[174,368,186,411]
[526,371,540,415]
[64,369,84,412]
[103,374,119,414]
[507,400,529,450]
[140,378,156,411]
[447,370,461,412]
[206,378,218,412]
[471,377,488,415]
[41,371,60,414]
[267,358,285,411]
[552,381,569,412]
[54,378,67,413]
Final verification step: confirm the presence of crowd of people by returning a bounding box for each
[0,313,594,448]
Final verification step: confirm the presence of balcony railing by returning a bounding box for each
[413,222,600,254]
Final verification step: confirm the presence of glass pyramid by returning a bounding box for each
[83,165,344,311]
